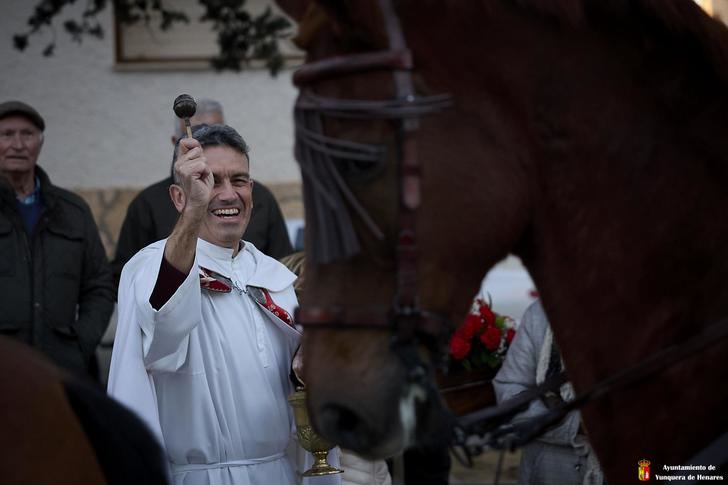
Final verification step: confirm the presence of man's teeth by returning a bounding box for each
[212,208,240,216]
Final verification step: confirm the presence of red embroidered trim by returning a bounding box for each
[260,288,294,327]
[199,266,232,293]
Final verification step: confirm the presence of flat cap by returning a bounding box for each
[0,101,45,131]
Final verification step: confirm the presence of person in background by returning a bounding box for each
[112,98,292,289]
[493,300,604,485]
[0,100,113,381]
[108,124,318,485]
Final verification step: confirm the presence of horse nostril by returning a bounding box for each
[317,404,373,451]
[330,405,359,431]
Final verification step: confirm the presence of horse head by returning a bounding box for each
[277,0,532,458]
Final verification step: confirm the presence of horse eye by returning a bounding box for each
[335,158,385,184]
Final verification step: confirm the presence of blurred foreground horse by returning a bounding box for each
[0,336,168,484]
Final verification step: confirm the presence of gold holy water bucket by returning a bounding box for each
[288,387,343,477]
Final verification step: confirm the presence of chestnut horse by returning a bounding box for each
[276,0,728,482]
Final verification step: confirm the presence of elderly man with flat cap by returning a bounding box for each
[0,100,113,381]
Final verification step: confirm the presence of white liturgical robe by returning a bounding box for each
[109,238,305,485]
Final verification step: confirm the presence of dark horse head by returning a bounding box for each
[276,0,728,482]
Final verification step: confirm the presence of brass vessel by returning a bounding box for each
[288,387,343,477]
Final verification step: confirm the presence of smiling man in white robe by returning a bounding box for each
[108,124,306,485]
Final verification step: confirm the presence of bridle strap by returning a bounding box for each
[377,0,426,346]
[296,306,390,328]
[296,306,449,338]
[296,91,452,119]
[293,50,413,87]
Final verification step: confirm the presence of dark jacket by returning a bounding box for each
[0,166,114,379]
[112,176,293,288]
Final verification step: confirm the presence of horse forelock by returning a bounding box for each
[293,0,390,55]
[292,2,332,50]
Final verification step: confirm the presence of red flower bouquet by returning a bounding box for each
[448,297,516,372]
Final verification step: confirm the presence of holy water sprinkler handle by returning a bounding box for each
[173,94,197,138]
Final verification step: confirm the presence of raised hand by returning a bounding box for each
[174,137,214,216]
[165,137,214,274]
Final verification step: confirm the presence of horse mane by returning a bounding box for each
[509,0,728,81]
[296,0,728,82]
[504,0,728,178]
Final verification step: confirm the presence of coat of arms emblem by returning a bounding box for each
[638,459,651,481]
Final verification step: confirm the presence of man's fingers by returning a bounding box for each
[179,146,203,161]
[198,165,212,182]
[176,159,209,180]
[173,139,212,209]
[178,137,202,154]
[190,161,211,182]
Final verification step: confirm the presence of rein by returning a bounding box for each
[451,314,728,465]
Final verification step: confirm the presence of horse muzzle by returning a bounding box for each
[312,399,406,458]
[304,354,411,458]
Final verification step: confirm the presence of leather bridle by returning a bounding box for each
[292,0,453,366]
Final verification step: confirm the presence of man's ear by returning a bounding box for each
[169,184,186,213]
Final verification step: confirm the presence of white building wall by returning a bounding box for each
[0,0,301,190]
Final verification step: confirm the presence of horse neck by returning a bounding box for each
[518,10,728,331]
[494,4,728,340]
[406,0,728,329]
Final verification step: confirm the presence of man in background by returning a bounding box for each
[493,301,604,485]
[0,100,113,381]
[112,98,292,288]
